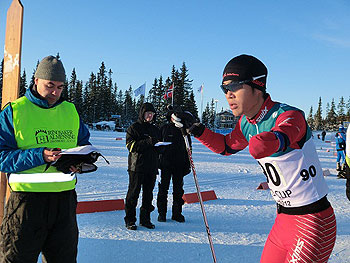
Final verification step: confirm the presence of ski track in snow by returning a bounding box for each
[68,131,350,263]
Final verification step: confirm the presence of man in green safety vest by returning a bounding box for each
[0,55,91,262]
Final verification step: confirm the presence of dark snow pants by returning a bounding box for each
[0,190,78,263]
[124,171,156,224]
[157,168,185,215]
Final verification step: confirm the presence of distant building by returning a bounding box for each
[216,110,239,129]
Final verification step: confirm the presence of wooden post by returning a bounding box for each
[0,0,24,224]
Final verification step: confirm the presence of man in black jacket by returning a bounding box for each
[124,103,161,230]
[157,111,191,222]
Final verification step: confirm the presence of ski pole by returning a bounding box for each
[183,134,217,263]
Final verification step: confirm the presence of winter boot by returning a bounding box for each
[140,221,155,229]
[171,214,185,223]
[158,213,166,222]
[140,208,155,229]
[336,162,341,171]
[171,205,185,223]
[125,222,137,230]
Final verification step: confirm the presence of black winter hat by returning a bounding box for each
[222,54,267,93]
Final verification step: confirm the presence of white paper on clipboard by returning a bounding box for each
[154,142,172,147]
[59,145,100,155]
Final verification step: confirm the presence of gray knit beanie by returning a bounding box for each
[34,55,66,82]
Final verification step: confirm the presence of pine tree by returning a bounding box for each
[19,69,27,97]
[29,60,39,88]
[75,80,83,115]
[123,86,136,128]
[107,69,117,118]
[154,76,168,126]
[306,106,315,130]
[116,90,124,116]
[180,62,194,111]
[186,91,199,120]
[337,96,346,124]
[96,62,108,120]
[325,102,330,120]
[208,99,215,129]
[202,103,210,127]
[346,96,350,120]
[325,99,337,130]
[314,97,323,130]
[147,78,158,105]
[68,68,77,103]
[83,72,97,123]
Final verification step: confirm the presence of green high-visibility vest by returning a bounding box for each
[9,96,79,192]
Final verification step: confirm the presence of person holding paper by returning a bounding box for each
[0,55,91,262]
[157,110,191,222]
[124,102,161,230]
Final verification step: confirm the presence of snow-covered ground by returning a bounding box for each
[73,131,350,263]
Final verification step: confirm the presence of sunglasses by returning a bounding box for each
[220,74,266,94]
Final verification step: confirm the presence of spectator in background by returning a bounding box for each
[157,111,192,223]
[124,103,161,230]
[321,130,326,141]
[335,126,346,174]
[345,126,350,201]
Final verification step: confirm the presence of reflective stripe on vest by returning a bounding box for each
[8,173,77,192]
[10,96,79,192]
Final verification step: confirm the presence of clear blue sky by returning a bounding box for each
[1,0,349,116]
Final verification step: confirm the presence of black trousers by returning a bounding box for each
[157,168,185,215]
[0,190,78,263]
[124,171,156,224]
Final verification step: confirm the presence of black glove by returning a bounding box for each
[49,151,109,174]
[171,112,205,137]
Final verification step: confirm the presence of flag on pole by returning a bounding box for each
[163,83,174,99]
[197,84,204,93]
[134,83,146,97]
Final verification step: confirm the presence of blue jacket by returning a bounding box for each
[0,87,91,173]
[335,132,346,151]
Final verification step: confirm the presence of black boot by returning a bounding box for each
[171,214,185,222]
[140,221,155,229]
[140,208,155,229]
[172,205,185,223]
[125,222,137,230]
[336,162,341,171]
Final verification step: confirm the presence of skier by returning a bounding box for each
[0,55,91,262]
[124,102,161,230]
[157,111,192,222]
[345,126,350,201]
[335,126,346,177]
[171,54,336,262]
[321,130,326,141]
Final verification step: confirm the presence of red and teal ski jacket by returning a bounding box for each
[197,95,328,209]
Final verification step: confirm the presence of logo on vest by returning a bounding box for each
[35,129,75,144]
[35,130,49,144]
